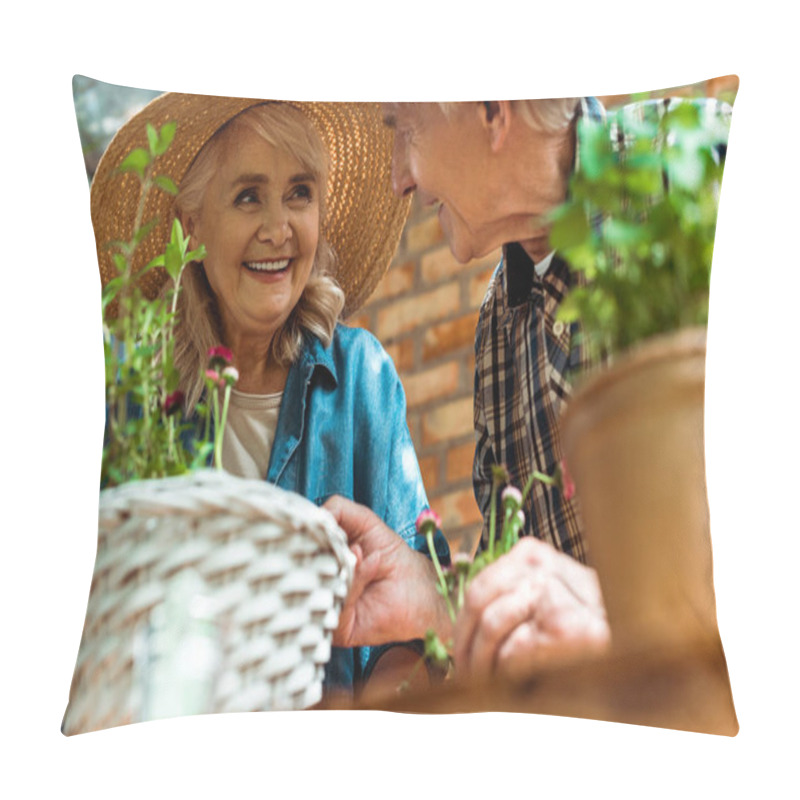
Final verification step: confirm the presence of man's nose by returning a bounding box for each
[390,138,416,198]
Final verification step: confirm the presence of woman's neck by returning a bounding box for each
[226,332,289,395]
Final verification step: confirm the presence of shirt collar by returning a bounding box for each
[295,329,339,388]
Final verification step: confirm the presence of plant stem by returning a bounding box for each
[488,481,498,559]
[426,530,456,625]
[212,387,222,469]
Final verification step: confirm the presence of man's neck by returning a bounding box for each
[509,118,576,262]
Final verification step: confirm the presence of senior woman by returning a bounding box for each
[91,93,449,701]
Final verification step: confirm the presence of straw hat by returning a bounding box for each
[91,92,411,318]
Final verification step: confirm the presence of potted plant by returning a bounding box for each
[63,121,354,735]
[547,99,732,656]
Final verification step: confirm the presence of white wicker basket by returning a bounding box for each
[62,470,355,735]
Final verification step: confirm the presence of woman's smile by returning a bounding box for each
[185,125,320,343]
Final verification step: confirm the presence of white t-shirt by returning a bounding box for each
[221,389,283,480]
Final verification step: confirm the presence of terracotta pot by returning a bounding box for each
[561,327,721,653]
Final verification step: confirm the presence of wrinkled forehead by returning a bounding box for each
[380,101,439,130]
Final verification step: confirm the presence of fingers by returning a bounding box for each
[454,538,610,682]
[323,495,378,543]
[453,554,532,674]
[460,582,544,681]
[494,595,610,681]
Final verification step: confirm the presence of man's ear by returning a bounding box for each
[479,101,512,153]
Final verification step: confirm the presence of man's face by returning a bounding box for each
[382,102,498,264]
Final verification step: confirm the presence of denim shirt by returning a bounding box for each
[216,324,450,692]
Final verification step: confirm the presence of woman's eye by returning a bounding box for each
[288,184,314,204]
[234,189,259,206]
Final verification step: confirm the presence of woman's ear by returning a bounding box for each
[479,101,513,153]
[181,213,199,252]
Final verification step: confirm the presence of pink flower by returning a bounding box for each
[205,368,220,384]
[415,508,442,536]
[558,459,576,500]
[501,485,522,509]
[221,365,239,387]
[164,390,184,417]
[208,345,234,364]
[452,552,472,575]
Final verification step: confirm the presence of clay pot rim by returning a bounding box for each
[566,326,707,414]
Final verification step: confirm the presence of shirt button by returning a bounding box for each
[553,320,565,337]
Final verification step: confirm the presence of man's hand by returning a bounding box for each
[453,537,610,682]
[324,495,452,648]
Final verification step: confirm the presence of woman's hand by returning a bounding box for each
[453,537,610,682]
[324,495,453,648]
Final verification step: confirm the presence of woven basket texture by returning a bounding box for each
[63,470,354,735]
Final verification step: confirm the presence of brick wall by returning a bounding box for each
[348,77,738,557]
[349,201,497,556]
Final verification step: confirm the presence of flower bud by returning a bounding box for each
[208,344,234,371]
[555,459,576,500]
[221,366,239,387]
[415,508,442,537]
[164,390,184,417]
[452,552,472,575]
[501,485,522,511]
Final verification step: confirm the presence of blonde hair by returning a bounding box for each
[170,103,345,411]
[439,98,580,133]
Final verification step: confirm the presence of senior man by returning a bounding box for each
[327,95,728,684]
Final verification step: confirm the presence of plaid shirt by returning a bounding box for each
[473,96,731,563]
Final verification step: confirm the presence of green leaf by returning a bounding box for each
[549,202,591,251]
[154,175,179,195]
[187,244,206,263]
[102,276,125,310]
[146,123,159,155]
[132,218,157,247]
[118,147,151,178]
[112,253,127,275]
[154,121,177,156]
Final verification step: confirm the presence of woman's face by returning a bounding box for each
[187,124,320,346]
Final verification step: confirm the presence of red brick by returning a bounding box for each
[468,265,498,309]
[429,486,483,530]
[406,214,443,253]
[421,396,473,446]
[418,454,440,493]
[346,312,371,331]
[384,338,415,373]
[375,283,460,341]
[403,361,460,408]
[420,245,464,285]
[422,310,480,362]
[445,526,483,559]
[445,441,475,483]
[368,261,415,303]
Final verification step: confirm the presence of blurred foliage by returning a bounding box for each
[102,122,210,487]
[549,100,731,363]
[72,75,160,183]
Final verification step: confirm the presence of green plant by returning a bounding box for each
[101,122,233,486]
[409,462,574,681]
[548,101,730,364]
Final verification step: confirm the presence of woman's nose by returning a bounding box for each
[256,207,292,246]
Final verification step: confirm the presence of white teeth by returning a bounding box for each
[245,259,290,272]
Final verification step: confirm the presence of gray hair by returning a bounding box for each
[439,98,581,133]
[170,103,345,412]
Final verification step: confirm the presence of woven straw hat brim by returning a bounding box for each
[91,92,410,318]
